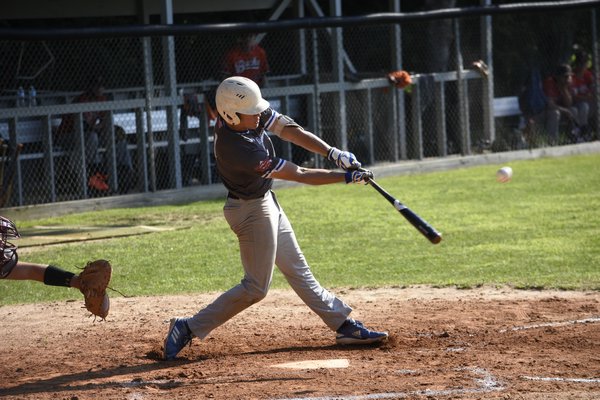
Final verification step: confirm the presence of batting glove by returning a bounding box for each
[327,147,361,170]
[345,169,373,184]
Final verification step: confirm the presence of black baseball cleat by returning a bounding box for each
[163,317,193,360]
[336,318,389,345]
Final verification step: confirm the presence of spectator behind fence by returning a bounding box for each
[543,64,589,143]
[115,125,135,194]
[56,76,110,192]
[571,48,595,139]
[221,33,270,87]
[518,67,557,146]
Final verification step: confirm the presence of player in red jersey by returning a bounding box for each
[221,33,270,87]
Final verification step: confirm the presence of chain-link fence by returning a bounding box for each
[0,1,598,207]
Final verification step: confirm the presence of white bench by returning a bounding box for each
[493,96,521,118]
[0,110,203,144]
[0,117,61,144]
[113,109,204,135]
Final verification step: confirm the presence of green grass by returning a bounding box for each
[1,153,599,305]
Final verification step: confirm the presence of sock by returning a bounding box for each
[43,265,75,287]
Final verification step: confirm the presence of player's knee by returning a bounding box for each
[243,283,269,303]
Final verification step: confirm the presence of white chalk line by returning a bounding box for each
[499,316,600,333]
[522,376,600,384]
[272,367,504,400]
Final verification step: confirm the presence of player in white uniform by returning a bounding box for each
[164,76,388,360]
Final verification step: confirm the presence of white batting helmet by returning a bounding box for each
[216,76,269,125]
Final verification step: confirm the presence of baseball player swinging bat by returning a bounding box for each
[360,169,442,244]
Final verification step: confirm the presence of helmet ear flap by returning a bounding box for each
[222,110,240,126]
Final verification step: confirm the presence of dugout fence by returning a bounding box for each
[0,0,598,208]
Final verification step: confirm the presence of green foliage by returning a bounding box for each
[1,154,599,305]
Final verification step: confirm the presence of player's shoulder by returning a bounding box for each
[259,107,278,129]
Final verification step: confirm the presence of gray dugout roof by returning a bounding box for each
[2,0,280,20]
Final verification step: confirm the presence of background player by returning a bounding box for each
[164,76,388,360]
[221,33,270,87]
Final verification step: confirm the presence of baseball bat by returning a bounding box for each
[362,172,442,244]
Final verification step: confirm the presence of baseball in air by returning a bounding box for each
[496,166,513,183]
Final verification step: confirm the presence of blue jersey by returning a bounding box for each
[214,107,286,200]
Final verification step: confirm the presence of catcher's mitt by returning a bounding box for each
[78,259,112,320]
[387,70,412,89]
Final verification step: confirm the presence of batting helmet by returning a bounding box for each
[216,76,269,126]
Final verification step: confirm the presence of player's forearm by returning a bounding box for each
[4,262,46,281]
[294,168,345,185]
[272,163,344,185]
[279,126,331,157]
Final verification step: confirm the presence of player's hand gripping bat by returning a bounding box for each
[360,169,442,244]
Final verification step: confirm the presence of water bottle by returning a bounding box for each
[16,86,25,107]
[28,86,37,107]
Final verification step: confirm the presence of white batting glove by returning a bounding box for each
[345,169,373,184]
[327,147,361,170]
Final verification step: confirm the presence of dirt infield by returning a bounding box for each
[1,287,599,400]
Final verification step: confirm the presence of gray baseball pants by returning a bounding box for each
[186,191,352,339]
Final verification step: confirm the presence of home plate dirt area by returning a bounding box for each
[0,287,599,399]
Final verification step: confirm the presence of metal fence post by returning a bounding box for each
[592,8,600,136]
[311,28,323,169]
[199,95,212,185]
[135,108,149,192]
[41,114,56,202]
[142,37,156,192]
[454,19,471,155]
[481,0,495,145]
[330,0,348,151]
[410,77,423,160]
[161,0,182,190]
[435,80,447,157]
[391,0,405,161]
